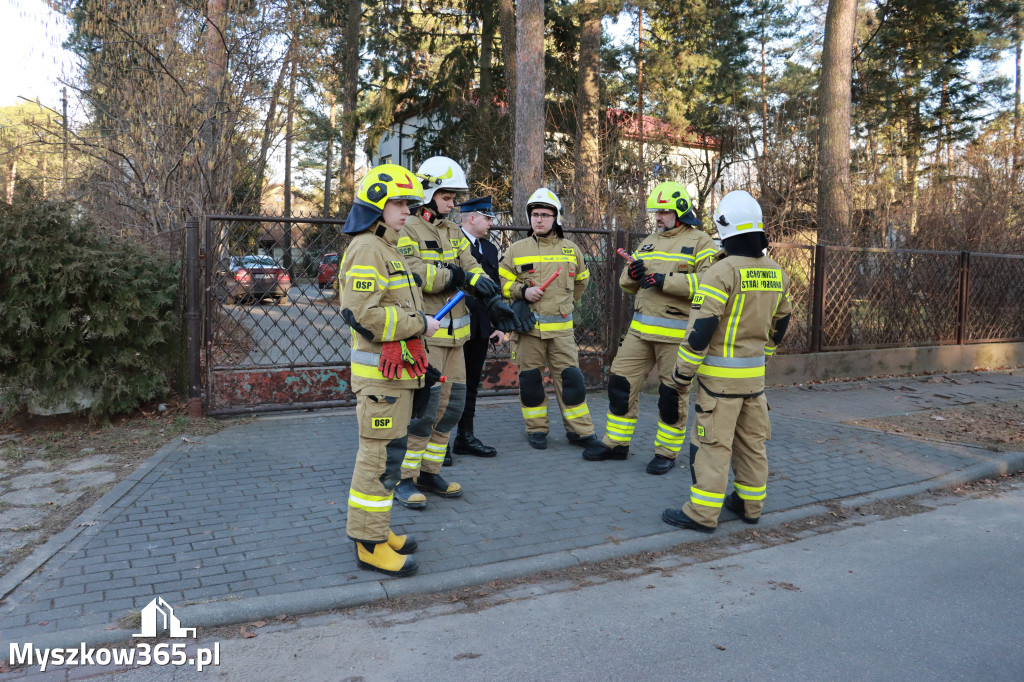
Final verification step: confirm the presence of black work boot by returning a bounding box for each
[582,441,629,461]
[723,491,760,524]
[645,455,675,475]
[572,434,602,450]
[661,508,716,534]
[443,444,453,467]
[566,431,586,445]
[414,472,463,498]
[527,432,548,450]
[453,431,497,457]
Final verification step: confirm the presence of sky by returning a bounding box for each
[0,0,77,112]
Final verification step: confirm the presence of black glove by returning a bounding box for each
[627,258,647,281]
[671,369,692,389]
[412,365,443,418]
[485,294,521,333]
[411,272,423,287]
[641,272,665,289]
[441,263,467,291]
[511,299,538,332]
[472,275,500,299]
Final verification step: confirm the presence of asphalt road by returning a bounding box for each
[55,480,1023,682]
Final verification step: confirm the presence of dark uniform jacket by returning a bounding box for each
[464,234,500,340]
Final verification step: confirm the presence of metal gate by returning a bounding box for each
[187,215,622,415]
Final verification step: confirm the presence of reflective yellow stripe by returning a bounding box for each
[348,489,394,512]
[630,318,688,339]
[388,276,412,289]
[422,442,447,463]
[522,405,547,419]
[419,250,459,261]
[724,294,745,357]
[425,263,439,290]
[499,266,518,280]
[351,363,423,382]
[512,254,576,265]
[686,273,698,293]
[605,414,636,442]
[401,449,424,469]
[633,251,695,263]
[563,403,590,420]
[677,346,705,364]
[655,422,686,452]
[734,482,767,500]
[695,248,718,262]
[764,345,777,357]
[690,487,725,508]
[575,269,590,282]
[536,320,573,332]
[432,324,471,341]
[396,236,420,254]
[381,307,397,342]
[698,284,728,304]
[347,265,388,288]
[696,364,766,378]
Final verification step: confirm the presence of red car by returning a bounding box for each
[317,252,339,290]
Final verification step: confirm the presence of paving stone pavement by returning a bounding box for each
[1,370,1022,654]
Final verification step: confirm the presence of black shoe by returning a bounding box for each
[572,434,602,449]
[582,442,629,461]
[661,508,716,533]
[646,455,675,475]
[527,432,548,450]
[413,472,463,498]
[443,445,453,467]
[394,479,427,510]
[566,431,586,445]
[724,491,760,524]
[453,432,497,457]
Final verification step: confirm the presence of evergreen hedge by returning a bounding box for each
[0,195,180,418]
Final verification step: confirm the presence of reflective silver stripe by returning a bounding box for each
[351,350,381,366]
[450,314,471,329]
[537,313,572,324]
[702,355,765,368]
[631,312,688,330]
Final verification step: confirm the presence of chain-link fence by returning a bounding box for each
[188,216,1024,414]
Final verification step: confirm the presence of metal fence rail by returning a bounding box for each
[186,216,1024,414]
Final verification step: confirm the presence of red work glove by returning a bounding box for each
[400,338,429,377]
[378,341,406,379]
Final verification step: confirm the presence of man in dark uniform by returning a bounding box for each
[451,195,503,459]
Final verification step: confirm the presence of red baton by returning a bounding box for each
[616,248,635,263]
[538,267,562,292]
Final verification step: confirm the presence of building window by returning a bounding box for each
[380,154,392,165]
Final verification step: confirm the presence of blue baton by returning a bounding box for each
[434,290,466,320]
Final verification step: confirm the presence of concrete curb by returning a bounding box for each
[6,447,1021,657]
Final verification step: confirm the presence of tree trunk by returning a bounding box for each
[513,0,544,224]
[202,0,228,214]
[5,159,15,204]
[338,0,361,212]
[574,0,601,230]
[324,96,336,216]
[498,0,517,131]
[254,45,292,212]
[1014,30,1021,172]
[283,57,296,271]
[816,0,857,244]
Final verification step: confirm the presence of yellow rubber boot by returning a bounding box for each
[387,529,418,554]
[355,541,418,577]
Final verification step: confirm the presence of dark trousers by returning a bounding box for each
[458,336,490,435]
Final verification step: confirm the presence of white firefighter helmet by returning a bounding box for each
[526,187,563,230]
[713,190,764,241]
[416,156,469,205]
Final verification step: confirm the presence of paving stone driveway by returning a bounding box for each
[1,370,1022,651]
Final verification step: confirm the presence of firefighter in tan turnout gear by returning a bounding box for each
[582,181,719,475]
[498,188,601,451]
[663,190,793,533]
[339,164,441,577]
[394,156,530,508]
